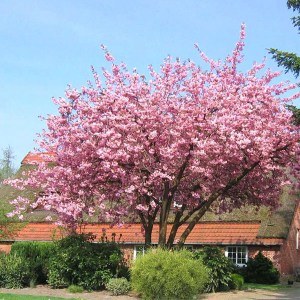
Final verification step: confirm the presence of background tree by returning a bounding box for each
[0,146,19,240]
[269,0,300,78]
[286,104,300,125]
[269,1,300,126]
[0,146,16,183]
[7,25,300,248]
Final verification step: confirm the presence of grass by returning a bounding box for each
[243,283,292,290]
[0,294,80,300]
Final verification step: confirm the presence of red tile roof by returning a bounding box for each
[21,152,56,165]
[11,222,284,246]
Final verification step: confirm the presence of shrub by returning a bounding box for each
[68,284,84,293]
[48,233,128,290]
[229,273,244,290]
[0,253,30,288]
[131,248,208,300]
[106,278,131,296]
[243,251,280,284]
[11,241,55,285]
[193,246,234,292]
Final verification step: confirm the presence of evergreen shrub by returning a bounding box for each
[0,253,30,288]
[106,277,131,296]
[131,248,208,300]
[48,233,128,290]
[229,273,244,290]
[67,284,84,293]
[243,251,280,284]
[193,246,234,292]
[11,241,55,285]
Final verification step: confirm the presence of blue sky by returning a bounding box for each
[0,0,299,167]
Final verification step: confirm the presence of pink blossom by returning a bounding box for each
[105,53,114,62]
[6,25,300,246]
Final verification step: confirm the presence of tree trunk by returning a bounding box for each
[138,210,155,248]
[166,207,185,248]
[158,183,172,247]
[144,223,153,248]
[158,200,168,247]
[177,207,208,248]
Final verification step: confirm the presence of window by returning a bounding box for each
[134,245,145,259]
[184,245,194,251]
[296,229,299,250]
[173,201,182,208]
[225,246,248,266]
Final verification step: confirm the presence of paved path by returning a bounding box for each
[201,289,300,300]
[201,283,300,300]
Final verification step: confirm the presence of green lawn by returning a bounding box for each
[243,283,292,291]
[0,294,80,300]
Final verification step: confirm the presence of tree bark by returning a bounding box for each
[144,221,153,247]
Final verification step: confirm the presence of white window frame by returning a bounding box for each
[184,245,194,251]
[296,229,299,250]
[225,246,248,267]
[133,245,145,259]
[173,201,182,208]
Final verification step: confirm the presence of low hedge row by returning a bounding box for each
[0,233,129,290]
[0,240,279,296]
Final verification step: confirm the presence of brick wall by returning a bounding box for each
[0,243,12,253]
[121,245,135,265]
[248,246,281,271]
[278,201,300,275]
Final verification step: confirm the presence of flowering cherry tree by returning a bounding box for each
[8,25,300,248]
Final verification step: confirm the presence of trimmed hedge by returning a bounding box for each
[11,241,55,285]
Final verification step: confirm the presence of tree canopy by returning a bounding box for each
[269,0,300,78]
[7,25,300,248]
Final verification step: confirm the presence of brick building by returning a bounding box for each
[0,152,300,275]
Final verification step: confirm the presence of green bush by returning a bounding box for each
[68,284,84,293]
[11,241,55,285]
[48,233,128,290]
[131,248,208,300]
[0,253,30,288]
[243,251,280,284]
[106,278,131,296]
[193,246,234,292]
[229,273,244,290]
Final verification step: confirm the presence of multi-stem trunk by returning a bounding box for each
[159,160,261,249]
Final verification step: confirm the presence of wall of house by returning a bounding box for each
[278,201,300,275]
[0,242,12,253]
[0,239,293,276]
[248,245,281,271]
[121,245,135,264]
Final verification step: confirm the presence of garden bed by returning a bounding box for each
[0,285,138,300]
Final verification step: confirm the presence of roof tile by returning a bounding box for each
[21,152,56,165]
[11,222,284,245]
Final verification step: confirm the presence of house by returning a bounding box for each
[0,152,300,276]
